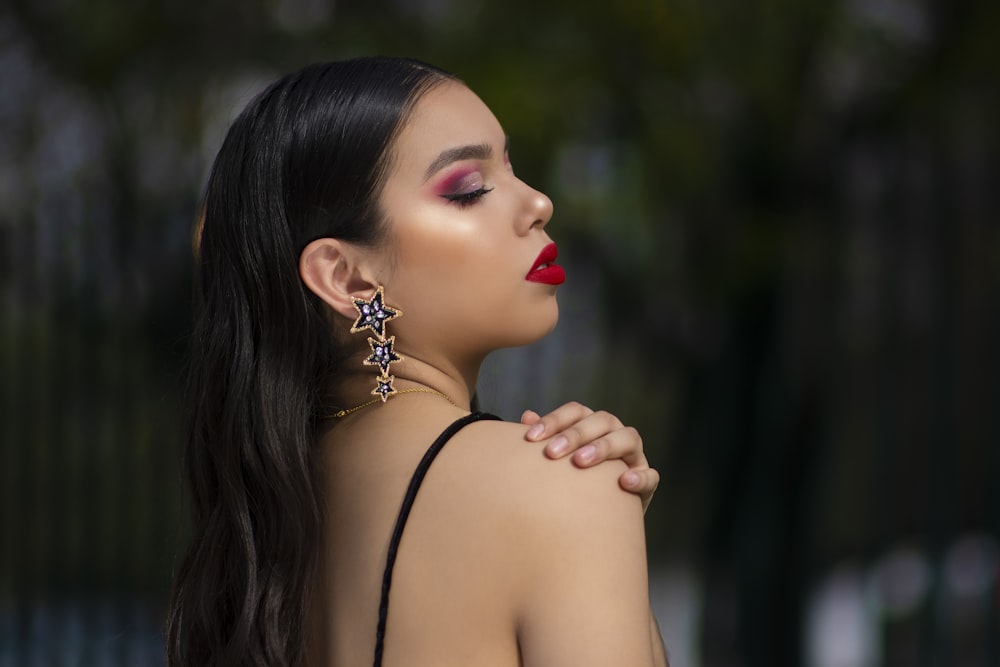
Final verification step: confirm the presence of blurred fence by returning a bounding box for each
[1,306,183,666]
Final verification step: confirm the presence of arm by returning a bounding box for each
[523,402,668,664]
[521,402,660,512]
[510,456,657,667]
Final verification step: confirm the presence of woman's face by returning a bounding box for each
[375,81,559,366]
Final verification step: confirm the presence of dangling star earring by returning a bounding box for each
[350,286,403,401]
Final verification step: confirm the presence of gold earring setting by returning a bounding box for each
[350,286,404,401]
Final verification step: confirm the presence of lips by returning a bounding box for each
[525,242,566,285]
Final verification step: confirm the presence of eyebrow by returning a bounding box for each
[423,136,511,182]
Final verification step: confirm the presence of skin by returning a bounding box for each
[520,402,660,513]
[300,81,666,667]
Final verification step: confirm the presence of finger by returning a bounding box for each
[543,410,623,458]
[620,467,658,493]
[620,467,659,512]
[567,426,645,469]
[520,409,541,425]
[524,401,595,442]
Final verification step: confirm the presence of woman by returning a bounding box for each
[167,57,667,666]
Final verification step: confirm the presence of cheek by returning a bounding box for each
[383,204,554,350]
[395,216,512,287]
[387,224,493,318]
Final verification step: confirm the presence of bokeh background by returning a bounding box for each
[2,0,998,665]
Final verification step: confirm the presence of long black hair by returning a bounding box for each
[166,57,457,666]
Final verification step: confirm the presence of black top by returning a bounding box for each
[373,411,502,667]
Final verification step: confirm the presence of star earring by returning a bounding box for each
[350,286,404,401]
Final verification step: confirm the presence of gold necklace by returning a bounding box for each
[331,387,460,418]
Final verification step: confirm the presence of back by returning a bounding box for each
[316,398,652,667]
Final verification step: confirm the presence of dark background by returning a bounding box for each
[2,0,998,664]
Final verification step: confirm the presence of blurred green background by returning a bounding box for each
[2,0,998,664]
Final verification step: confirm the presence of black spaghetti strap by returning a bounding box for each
[372,411,501,667]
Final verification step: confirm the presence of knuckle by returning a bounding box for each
[596,410,622,427]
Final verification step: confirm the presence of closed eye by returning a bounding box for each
[442,186,495,208]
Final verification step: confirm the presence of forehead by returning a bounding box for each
[390,82,506,176]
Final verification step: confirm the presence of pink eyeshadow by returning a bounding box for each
[433,166,481,195]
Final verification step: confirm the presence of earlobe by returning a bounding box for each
[298,238,377,321]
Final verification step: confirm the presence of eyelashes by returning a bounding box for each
[435,153,510,208]
[442,186,495,208]
[431,141,512,208]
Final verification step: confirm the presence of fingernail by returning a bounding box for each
[578,444,596,463]
[526,423,545,440]
[548,435,568,455]
[623,472,639,487]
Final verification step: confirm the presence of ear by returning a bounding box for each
[299,238,379,321]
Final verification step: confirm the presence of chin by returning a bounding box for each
[508,302,560,348]
[469,297,560,352]
[538,309,560,338]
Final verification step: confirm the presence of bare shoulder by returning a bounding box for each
[383,415,654,666]
[434,417,653,666]
[429,417,646,575]
[441,417,639,518]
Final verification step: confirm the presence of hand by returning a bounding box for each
[522,402,659,512]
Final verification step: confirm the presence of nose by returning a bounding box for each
[517,183,554,235]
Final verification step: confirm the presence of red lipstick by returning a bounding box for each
[526,242,566,285]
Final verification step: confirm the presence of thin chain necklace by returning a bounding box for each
[331,387,460,418]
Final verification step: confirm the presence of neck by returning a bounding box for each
[334,355,481,414]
